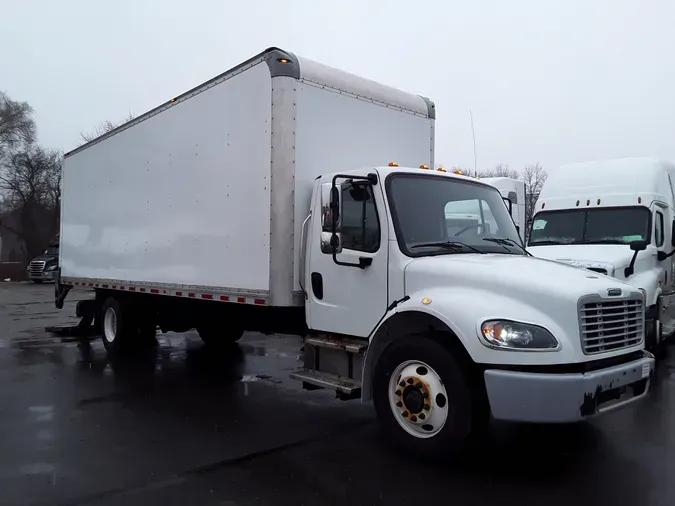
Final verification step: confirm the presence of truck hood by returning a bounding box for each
[31,255,58,263]
[404,253,638,304]
[527,244,636,275]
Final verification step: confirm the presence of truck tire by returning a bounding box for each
[373,336,473,460]
[646,318,665,358]
[101,297,136,353]
[197,325,244,346]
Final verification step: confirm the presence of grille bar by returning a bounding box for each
[28,261,46,275]
[579,296,644,355]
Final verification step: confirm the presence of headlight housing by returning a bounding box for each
[480,320,560,351]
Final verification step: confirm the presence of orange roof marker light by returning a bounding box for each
[437,167,447,172]
[388,161,399,167]
[419,164,430,169]
[452,169,463,175]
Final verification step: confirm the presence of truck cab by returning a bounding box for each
[27,242,59,283]
[527,157,675,350]
[296,164,653,456]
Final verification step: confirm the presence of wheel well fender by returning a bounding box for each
[361,310,473,401]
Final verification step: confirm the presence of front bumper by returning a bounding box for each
[484,352,654,423]
[27,270,57,281]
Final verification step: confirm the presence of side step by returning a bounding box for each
[289,368,362,400]
[290,334,368,400]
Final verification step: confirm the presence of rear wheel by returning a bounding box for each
[373,336,475,460]
[100,297,142,353]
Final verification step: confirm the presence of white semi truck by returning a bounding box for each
[57,48,654,459]
[528,157,675,352]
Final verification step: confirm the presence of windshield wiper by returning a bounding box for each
[483,237,532,256]
[591,239,629,245]
[528,240,565,246]
[411,241,487,254]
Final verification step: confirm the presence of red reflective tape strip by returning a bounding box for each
[119,286,125,290]
[237,297,246,303]
[220,295,229,301]
[201,294,213,300]
[150,289,159,294]
[94,284,99,288]
[128,287,136,292]
[254,298,265,305]
[140,288,146,292]
[88,283,93,287]
[188,293,195,298]
[176,291,182,296]
[102,284,109,288]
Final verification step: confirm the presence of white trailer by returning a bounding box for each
[481,177,526,241]
[528,157,675,352]
[57,48,654,459]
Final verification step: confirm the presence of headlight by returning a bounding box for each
[480,320,559,350]
[45,265,57,271]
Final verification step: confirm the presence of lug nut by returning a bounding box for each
[419,413,426,420]
[395,390,401,396]
[423,404,430,411]
[407,378,414,384]
[415,382,423,389]
[411,415,417,422]
[423,392,429,398]
[399,381,406,387]
[402,411,409,417]
[396,401,402,407]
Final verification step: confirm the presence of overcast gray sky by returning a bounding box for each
[2,0,674,172]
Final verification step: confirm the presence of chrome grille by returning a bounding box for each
[28,260,46,275]
[579,295,644,355]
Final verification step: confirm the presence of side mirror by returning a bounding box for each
[671,220,675,247]
[625,240,648,277]
[502,197,513,215]
[320,183,342,231]
[629,240,648,252]
[321,231,342,254]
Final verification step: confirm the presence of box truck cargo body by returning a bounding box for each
[60,49,434,307]
[57,48,654,460]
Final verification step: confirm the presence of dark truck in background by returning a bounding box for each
[27,242,59,283]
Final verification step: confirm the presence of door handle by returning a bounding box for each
[311,272,323,300]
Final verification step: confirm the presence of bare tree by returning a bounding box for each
[80,111,135,144]
[476,164,519,179]
[522,163,548,228]
[0,92,36,159]
[0,146,62,258]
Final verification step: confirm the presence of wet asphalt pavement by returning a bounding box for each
[1,283,675,506]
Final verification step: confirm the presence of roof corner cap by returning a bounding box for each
[418,96,436,119]
[265,48,301,79]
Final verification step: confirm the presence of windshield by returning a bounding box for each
[528,207,651,246]
[44,245,59,256]
[386,174,524,256]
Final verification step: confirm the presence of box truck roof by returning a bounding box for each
[65,47,435,158]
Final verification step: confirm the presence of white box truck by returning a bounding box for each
[57,48,654,459]
[528,157,675,352]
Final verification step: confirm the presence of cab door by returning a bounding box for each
[658,205,675,337]
[305,172,389,338]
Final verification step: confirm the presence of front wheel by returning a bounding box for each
[373,336,475,460]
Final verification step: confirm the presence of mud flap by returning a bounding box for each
[54,268,70,309]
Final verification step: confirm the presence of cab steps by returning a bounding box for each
[290,334,367,400]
